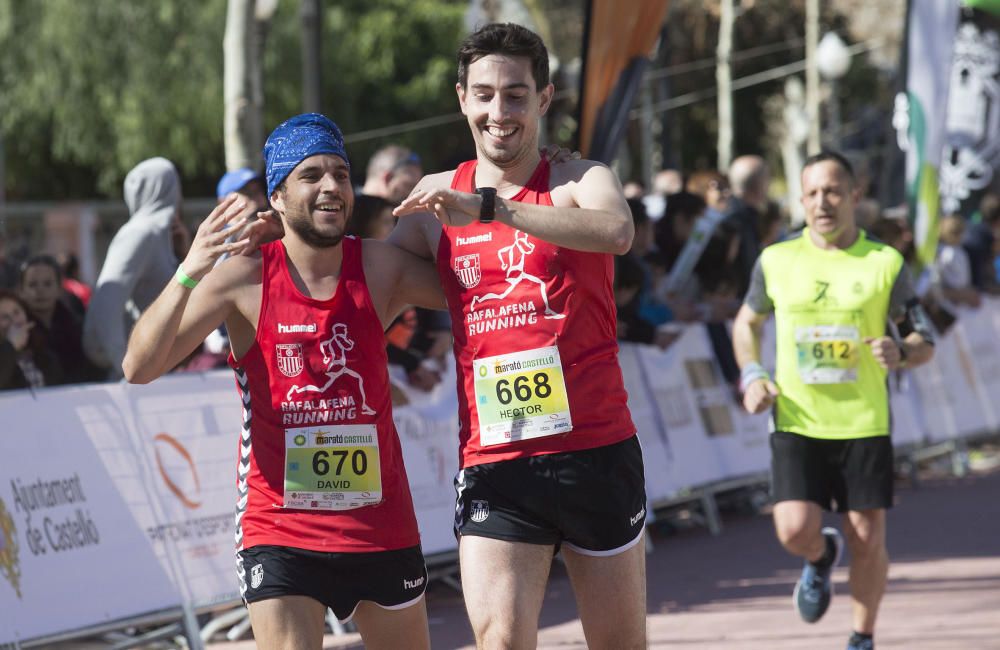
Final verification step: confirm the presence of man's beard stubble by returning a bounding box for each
[285,210,346,249]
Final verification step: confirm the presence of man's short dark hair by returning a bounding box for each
[803,150,856,184]
[457,23,549,90]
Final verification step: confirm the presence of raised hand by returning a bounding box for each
[235,209,285,256]
[393,188,482,227]
[540,144,582,164]
[6,320,33,351]
[181,195,252,280]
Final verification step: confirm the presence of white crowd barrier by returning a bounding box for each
[3,298,1000,644]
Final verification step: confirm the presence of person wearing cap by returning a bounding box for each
[123,113,444,650]
[217,167,269,212]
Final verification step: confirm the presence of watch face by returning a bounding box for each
[477,187,496,222]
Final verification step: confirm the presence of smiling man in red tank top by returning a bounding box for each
[391,23,647,650]
[122,113,445,650]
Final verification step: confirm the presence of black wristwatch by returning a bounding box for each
[475,187,497,223]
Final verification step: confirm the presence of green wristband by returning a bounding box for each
[175,266,199,289]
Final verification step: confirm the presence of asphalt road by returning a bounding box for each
[219,460,998,649]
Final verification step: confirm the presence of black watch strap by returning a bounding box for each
[476,187,497,223]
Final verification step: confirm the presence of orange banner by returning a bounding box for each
[579,0,670,157]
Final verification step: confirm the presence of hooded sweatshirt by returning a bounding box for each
[83,157,180,378]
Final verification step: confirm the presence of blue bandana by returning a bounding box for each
[263,113,349,197]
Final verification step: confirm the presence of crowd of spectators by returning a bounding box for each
[4,146,1000,396]
[614,156,1000,390]
[0,143,451,399]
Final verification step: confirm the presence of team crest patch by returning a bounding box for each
[276,343,304,377]
[250,563,264,589]
[454,254,481,289]
[470,499,490,523]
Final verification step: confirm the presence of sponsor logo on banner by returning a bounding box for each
[0,497,21,598]
[454,254,481,289]
[153,433,202,510]
[277,343,305,378]
[251,563,264,589]
[470,499,490,523]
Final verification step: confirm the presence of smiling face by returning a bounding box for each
[271,154,354,249]
[801,159,859,246]
[457,54,553,169]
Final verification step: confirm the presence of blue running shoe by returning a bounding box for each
[847,634,874,650]
[793,526,844,623]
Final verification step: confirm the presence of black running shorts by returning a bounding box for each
[237,544,427,622]
[453,435,647,555]
[770,431,894,513]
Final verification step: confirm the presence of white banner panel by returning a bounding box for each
[104,372,244,606]
[911,323,986,442]
[619,343,684,501]
[0,387,180,644]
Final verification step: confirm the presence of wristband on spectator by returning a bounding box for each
[739,361,770,393]
[175,265,199,289]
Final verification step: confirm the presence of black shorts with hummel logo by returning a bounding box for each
[454,435,647,555]
[237,544,427,622]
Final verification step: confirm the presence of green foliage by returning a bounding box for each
[0,0,468,200]
[0,0,226,198]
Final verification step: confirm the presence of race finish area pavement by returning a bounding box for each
[205,459,1000,649]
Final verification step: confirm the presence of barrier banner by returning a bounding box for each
[910,322,986,442]
[0,387,180,644]
[949,302,1000,432]
[105,373,244,606]
[389,361,462,557]
[619,343,684,500]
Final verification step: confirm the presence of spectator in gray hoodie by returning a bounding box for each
[83,157,183,379]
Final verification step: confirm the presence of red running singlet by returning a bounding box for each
[437,159,636,468]
[229,237,419,553]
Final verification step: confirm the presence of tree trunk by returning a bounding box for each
[716,0,734,171]
[223,0,262,171]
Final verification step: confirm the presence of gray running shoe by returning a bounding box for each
[792,527,844,623]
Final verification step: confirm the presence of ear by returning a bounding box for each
[537,83,555,117]
[270,189,285,214]
[457,82,468,116]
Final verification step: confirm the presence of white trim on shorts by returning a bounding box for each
[562,525,645,558]
[340,590,427,624]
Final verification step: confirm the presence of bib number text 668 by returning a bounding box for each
[495,372,551,405]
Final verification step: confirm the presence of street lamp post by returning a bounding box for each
[816,31,851,149]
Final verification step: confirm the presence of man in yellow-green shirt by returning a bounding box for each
[732,151,935,650]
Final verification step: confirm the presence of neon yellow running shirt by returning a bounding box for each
[745,229,912,439]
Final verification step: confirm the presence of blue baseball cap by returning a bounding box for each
[216,168,263,200]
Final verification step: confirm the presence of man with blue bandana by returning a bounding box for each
[123,113,445,650]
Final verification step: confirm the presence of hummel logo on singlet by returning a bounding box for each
[403,576,425,589]
[278,323,318,334]
[456,233,492,246]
